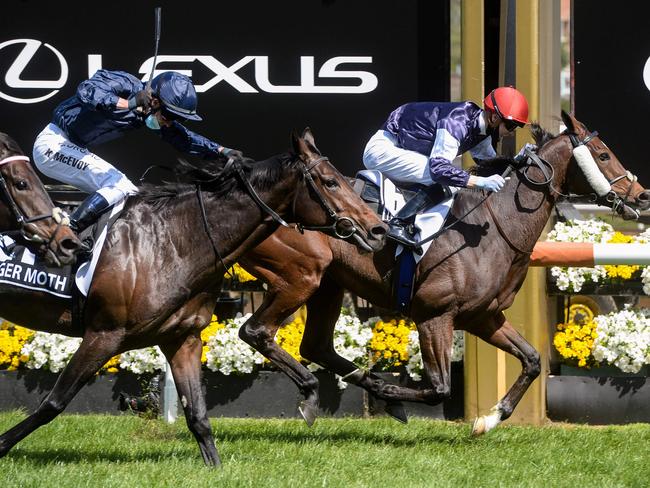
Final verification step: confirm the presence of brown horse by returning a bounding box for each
[0,130,386,466]
[0,132,81,265]
[237,111,650,430]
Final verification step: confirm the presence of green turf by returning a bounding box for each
[0,412,648,488]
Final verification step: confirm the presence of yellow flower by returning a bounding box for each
[370,317,416,371]
[224,263,257,282]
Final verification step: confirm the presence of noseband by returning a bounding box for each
[0,155,70,244]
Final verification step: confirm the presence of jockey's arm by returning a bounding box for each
[76,70,142,112]
[469,136,497,164]
[159,122,224,159]
[428,127,475,187]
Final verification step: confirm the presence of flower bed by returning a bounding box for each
[0,311,465,417]
[549,305,650,424]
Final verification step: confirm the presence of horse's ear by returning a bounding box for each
[301,127,322,156]
[290,130,303,155]
[561,110,576,133]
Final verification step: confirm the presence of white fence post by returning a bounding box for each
[162,361,178,423]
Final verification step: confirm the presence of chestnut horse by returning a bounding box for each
[0,130,386,466]
[0,132,81,265]
[237,112,650,430]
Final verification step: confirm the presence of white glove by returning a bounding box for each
[472,174,506,192]
[515,143,537,162]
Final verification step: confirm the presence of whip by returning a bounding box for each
[145,7,162,92]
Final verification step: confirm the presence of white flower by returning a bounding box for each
[119,346,166,374]
[405,330,464,381]
[593,309,650,373]
[205,313,265,375]
[21,332,81,372]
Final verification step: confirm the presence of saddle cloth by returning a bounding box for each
[0,201,124,299]
[356,170,457,262]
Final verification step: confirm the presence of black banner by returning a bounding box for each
[574,1,650,185]
[0,0,449,182]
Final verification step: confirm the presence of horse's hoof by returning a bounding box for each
[471,416,486,436]
[385,401,408,424]
[298,401,318,427]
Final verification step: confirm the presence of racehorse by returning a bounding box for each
[0,132,81,265]
[0,130,386,466]
[237,111,650,431]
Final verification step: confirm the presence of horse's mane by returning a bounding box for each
[0,132,24,155]
[470,122,557,177]
[136,152,299,210]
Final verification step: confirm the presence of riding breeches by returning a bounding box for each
[362,130,434,186]
[32,123,138,206]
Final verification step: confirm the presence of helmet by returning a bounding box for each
[483,86,528,125]
[150,71,202,121]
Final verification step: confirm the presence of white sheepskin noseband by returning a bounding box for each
[573,144,611,196]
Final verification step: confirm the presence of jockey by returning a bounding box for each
[363,86,529,248]
[33,70,243,235]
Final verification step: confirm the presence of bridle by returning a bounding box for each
[0,155,70,244]
[484,130,640,253]
[518,131,639,218]
[195,155,360,272]
[292,156,359,239]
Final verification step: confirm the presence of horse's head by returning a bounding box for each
[0,133,82,266]
[555,111,649,219]
[289,128,386,252]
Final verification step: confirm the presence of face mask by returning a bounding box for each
[145,114,161,131]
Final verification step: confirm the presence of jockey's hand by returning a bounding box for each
[514,143,538,163]
[471,174,506,192]
[221,147,244,159]
[128,90,153,110]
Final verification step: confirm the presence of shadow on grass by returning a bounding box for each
[7,446,202,466]
[4,425,484,465]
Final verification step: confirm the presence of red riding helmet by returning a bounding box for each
[483,86,529,126]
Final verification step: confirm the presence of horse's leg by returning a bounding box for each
[468,312,541,436]
[301,276,415,423]
[238,289,321,427]
[160,333,221,467]
[0,331,121,458]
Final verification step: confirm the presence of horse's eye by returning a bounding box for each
[15,180,28,190]
[599,153,610,162]
[324,179,339,189]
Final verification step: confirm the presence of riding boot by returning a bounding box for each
[69,192,112,234]
[387,189,435,247]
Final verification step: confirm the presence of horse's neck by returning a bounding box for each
[189,179,297,274]
[491,144,570,252]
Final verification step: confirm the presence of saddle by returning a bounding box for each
[352,170,456,315]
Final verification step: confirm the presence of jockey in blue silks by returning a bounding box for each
[362,86,530,248]
[33,70,243,235]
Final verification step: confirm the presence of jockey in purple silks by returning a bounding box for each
[363,86,530,248]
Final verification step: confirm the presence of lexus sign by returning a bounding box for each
[0,0,449,180]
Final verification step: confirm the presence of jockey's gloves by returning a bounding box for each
[473,174,506,192]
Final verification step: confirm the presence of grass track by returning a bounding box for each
[0,411,649,488]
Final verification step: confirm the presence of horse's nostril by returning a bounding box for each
[637,191,650,201]
[371,224,387,237]
[60,237,81,252]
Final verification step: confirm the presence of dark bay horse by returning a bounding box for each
[237,112,650,431]
[0,132,80,265]
[0,130,386,466]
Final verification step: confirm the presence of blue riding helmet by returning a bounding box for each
[150,71,202,121]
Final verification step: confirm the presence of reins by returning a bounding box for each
[194,154,358,273]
